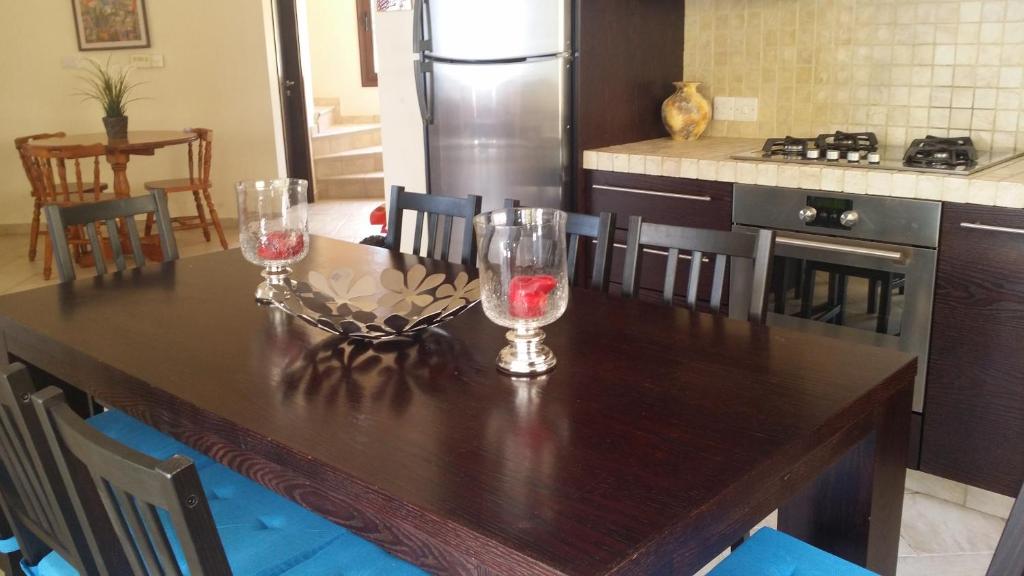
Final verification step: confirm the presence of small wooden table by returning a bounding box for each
[27,130,197,197]
[0,238,917,575]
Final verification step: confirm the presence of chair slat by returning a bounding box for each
[440,214,454,262]
[567,234,580,285]
[96,478,149,574]
[84,223,107,277]
[663,248,680,305]
[140,501,183,576]
[113,488,164,575]
[385,186,483,266]
[710,254,728,313]
[412,210,425,256]
[687,251,703,310]
[0,408,53,534]
[124,217,146,268]
[106,218,126,272]
[426,213,439,258]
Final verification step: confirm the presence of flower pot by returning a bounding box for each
[103,116,128,140]
[661,81,710,141]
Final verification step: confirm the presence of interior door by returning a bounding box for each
[425,57,569,212]
[273,0,315,201]
[423,0,570,60]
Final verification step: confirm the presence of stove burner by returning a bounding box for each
[903,136,978,170]
[762,136,815,158]
[815,131,879,156]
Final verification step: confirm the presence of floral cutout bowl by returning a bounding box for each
[270,264,480,341]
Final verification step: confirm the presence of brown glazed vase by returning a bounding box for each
[103,116,128,140]
[661,81,710,141]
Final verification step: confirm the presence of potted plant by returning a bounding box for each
[76,57,145,140]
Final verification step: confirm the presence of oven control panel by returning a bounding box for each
[799,196,856,229]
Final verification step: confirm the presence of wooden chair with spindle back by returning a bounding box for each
[14,132,111,263]
[503,199,616,292]
[44,189,179,283]
[23,143,118,280]
[623,216,776,324]
[385,185,483,266]
[143,128,228,249]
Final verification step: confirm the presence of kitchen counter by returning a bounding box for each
[583,137,1024,208]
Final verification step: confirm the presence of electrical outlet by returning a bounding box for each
[734,97,759,122]
[61,56,82,69]
[129,54,165,68]
[713,97,735,121]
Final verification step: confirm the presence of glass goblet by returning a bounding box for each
[474,207,568,375]
[236,179,310,304]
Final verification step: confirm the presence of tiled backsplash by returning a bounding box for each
[683,0,1024,150]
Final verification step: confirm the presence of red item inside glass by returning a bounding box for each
[509,275,557,319]
[257,231,304,261]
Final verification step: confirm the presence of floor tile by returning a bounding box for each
[906,469,967,505]
[965,486,1015,520]
[900,493,1005,556]
[897,552,993,576]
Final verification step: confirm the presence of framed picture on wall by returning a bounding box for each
[72,0,151,51]
[377,0,411,11]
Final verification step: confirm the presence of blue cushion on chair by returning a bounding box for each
[87,409,215,470]
[0,535,18,554]
[279,529,427,575]
[19,551,76,576]
[709,528,878,576]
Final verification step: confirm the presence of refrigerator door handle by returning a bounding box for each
[412,0,432,54]
[414,59,434,125]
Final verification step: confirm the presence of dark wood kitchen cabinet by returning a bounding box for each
[581,170,733,303]
[921,202,1024,497]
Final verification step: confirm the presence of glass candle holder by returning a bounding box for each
[475,208,568,375]
[236,179,310,304]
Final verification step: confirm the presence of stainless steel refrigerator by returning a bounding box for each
[413,0,571,212]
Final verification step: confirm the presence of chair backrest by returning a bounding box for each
[987,480,1024,576]
[0,363,103,573]
[14,132,66,198]
[23,143,106,204]
[45,189,179,283]
[32,386,231,576]
[622,216,775,324]
[385,185,482,266]
[503,199,616,292]
[185,128,213,186]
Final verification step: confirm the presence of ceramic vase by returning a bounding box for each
[661,81,710,141]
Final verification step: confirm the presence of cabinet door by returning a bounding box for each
[922,203,1024,497]
[582,171,733,304]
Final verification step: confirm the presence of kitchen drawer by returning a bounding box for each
[583,171,733,231]
[921,203,1024,496]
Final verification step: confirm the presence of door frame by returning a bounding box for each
[272,0,316,202]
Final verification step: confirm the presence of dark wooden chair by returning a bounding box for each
[987,480,1024,576]
[503,199,616,292]
[144,128,229,249]
[22,142,117,280]
[385,185,482,266]
[0,363,108,574]
[44,189,179,283]
[622,216,775,324]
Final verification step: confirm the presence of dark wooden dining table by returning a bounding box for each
[0,237,916,575]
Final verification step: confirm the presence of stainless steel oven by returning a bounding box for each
[733,185,941,412]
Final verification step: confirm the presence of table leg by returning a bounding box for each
[778,381,913,575]
[107,151,132,197]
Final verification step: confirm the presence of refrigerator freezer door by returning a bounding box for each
[422,0,570,60]
[427,56,569,212]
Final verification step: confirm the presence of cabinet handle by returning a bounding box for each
[592,185,711,202]
[960,222,1024,236]
[612,242,710,262]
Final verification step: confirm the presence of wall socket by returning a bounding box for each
[129,54,165,68]
[713,96,758,122]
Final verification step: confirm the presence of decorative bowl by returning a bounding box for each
[269,264,480,341]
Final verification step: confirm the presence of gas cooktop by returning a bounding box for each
[731,132,1024,176]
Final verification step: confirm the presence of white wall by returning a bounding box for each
[376,10,426,196]
[306,0,380,117]
[0,0,285,227]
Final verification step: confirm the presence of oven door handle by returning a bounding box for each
[775,236,905,261]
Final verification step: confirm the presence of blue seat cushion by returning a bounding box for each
[87,409,215,470]
[0,535,18,554]
[20,552,76,576]
[709,528,878,576]
[279,530,427,575]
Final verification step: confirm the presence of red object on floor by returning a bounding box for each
[370,204,387,234]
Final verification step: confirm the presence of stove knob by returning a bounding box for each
[798,206,818,224]
[846,151,861,162]
[806,149,821,160]
[826,149,841,161]
[867,152,881,164]
[840,210,860,228]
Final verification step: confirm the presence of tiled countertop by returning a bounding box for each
[583,138,1024,209]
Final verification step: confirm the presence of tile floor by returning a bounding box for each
[0,198,1013,576]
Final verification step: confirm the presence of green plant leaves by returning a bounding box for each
[74,56,147,118]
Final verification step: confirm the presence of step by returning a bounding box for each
[311,124,382,156]
[316,172,386,200]
[314,146,384,178]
